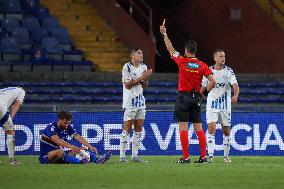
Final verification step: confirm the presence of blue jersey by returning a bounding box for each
[40,122,77,157]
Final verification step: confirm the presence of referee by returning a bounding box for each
[160,20,216,163]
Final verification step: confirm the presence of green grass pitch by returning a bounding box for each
[0,155,283,189]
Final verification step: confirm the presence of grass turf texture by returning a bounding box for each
[0,156,283,189]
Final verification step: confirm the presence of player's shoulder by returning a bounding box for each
[46,122,57,129]
[224,65,235,74]
[15,87,25,96]
[122,62,133,72]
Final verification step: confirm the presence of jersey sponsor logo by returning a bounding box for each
[215,82,226,88]
[186,69,199,73]
[187,62,199,69]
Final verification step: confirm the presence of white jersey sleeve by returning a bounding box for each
[228,68,238,85]
[0,87,26,108]
[122,64,132,83]
[201,76,209,88]
[15,88,25,104]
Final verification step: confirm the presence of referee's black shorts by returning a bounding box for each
[174,91,202,123]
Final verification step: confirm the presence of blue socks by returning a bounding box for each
[88,150,97,163]
[63,153,81,164]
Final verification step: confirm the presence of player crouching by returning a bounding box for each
[39,110,111,164]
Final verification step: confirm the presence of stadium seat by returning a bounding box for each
[50,28,71,50]
[63,49,83,62]
[0,61,12,72]
[1,17,20,32]
[3,0,24,19]
[21,0,40,13]
[12,61,32,72]
[72,60,93,72]
[41,37,62,61]
[0,27,9,38]
[42,16,61,31]
[0,37,22,61]
[33,7,50,21]
[11,27,32,49]
[22,16,40,32]
[31,27,49,44]
[53,60,72,72]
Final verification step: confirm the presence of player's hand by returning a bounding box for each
[70,146,80,155]
[160,19,167,35]
[202,89,209,96]
[141,69,152,80]
[231,95,238,104]
[89,146,98,155]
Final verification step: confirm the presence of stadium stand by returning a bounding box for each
[40,0,129,71]
[256,0,284,30]
[0,0,94,72]
[21,16,40,32]
[0,0,283,113]
[0,73,283,112]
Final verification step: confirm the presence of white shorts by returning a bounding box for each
[0,103,14,131]
[206,110,231,126]
[123,108,146,121]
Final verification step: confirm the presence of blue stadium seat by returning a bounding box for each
[11,27,31,49]
[0,27,9,38]
[50,28,71,50]
[22,16,40,32]
[41,37,62,53]
[0,37,22,61]
[3,0,24,19]
[31,27,49,44]
[21,0,40,13]
[33,7,50,21]
[3,0,22,11]
[42,16,61,31]
[1,17,20,32]
[0,37,21,52]
[63,49,83,62]
[41,37,62,61]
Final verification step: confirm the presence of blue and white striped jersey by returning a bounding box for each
[202,65,238,112]
[122,62,147,109]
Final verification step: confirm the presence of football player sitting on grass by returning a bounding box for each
[39,110,111,164]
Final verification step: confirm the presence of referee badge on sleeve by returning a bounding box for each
[172,51,180,58]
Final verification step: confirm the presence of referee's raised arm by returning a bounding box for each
[160,19,176,55]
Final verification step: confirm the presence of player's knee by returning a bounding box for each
[56,150,64,158]
[222,127,230,136]
[6,129,15,135]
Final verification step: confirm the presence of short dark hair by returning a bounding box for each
[58,110,72,120]
[185,40,197,54]
[213,49,224,56]
[129,47,141,55]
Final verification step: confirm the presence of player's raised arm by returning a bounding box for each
[160,19,176,55]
